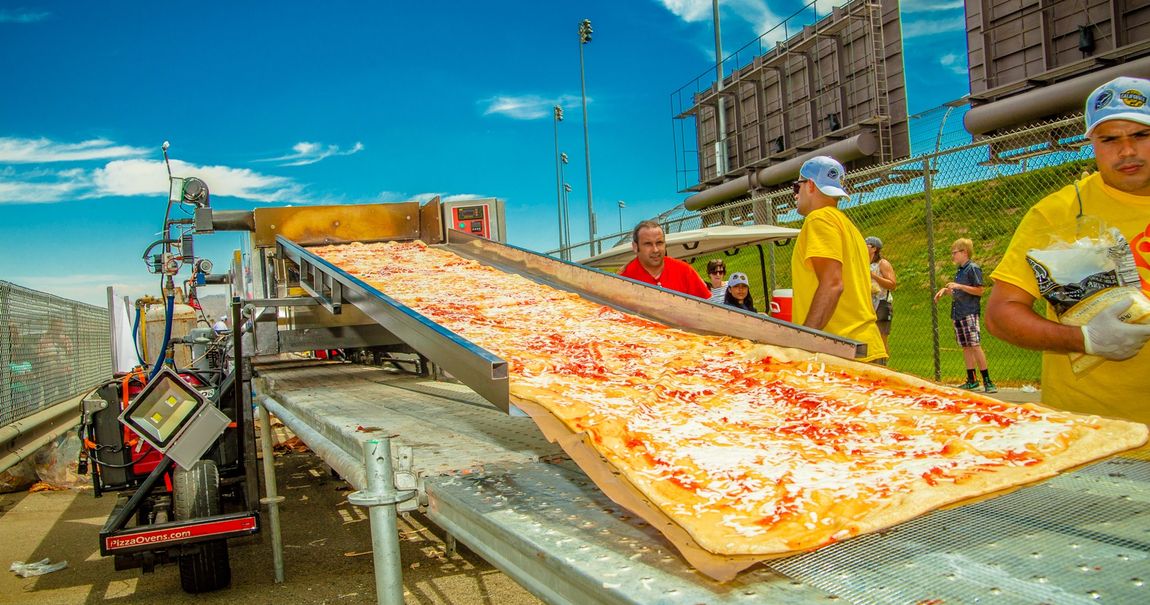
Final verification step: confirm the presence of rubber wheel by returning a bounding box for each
[173,460,231,593]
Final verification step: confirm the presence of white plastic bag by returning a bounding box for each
[1026,223,1150,374]
[9,558,67,578]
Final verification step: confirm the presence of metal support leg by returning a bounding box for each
[257,402,286,583]
[348,438,417,605]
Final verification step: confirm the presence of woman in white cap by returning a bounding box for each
[723,272,757,312]
[866,236,897,352]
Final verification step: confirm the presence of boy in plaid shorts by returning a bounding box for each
[934,238,996,393]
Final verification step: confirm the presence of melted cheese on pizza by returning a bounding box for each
[309,240,1148,556]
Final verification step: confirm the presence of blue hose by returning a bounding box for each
[132,306,145,366]
[148,294,175,380]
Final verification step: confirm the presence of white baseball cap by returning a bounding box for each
[727,272,750,287]
[799,156,849,200]
[1085,76,1150,136]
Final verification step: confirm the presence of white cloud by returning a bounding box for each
[0,174,88,204]
[656,0,787,35]
[92,159,302,202]
[260,141,365,167]
[656,0,712,23]
[0,9,50,23]
[0,137,150,163]
[939,52,968,75]
[375,191,490,204]
[5,273,157,307]
[902,16,966,39]
[442,193,489,202]
[900,1,964,13]
[482,94,585,120]
[375,190,411,202]
[0,156,303,204]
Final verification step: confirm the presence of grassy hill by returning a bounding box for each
[688,158,1095,386]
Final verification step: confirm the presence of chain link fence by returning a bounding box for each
[568,108,1095,388]
[1,281,112,425]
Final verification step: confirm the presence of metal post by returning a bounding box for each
[927,105,956,382]
[713,0,728,177]
[553,106,566,260]
[348,438,415,605]
[578,19,596,255]
[257,401,286,583]
[925,161,940,382]
[563,182,573,256]
[617,200,625,233]
[560,154,571,261]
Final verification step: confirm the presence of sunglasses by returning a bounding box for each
[792,179,808,195]
[710,269,726,275]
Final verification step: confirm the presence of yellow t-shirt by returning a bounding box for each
[990,172,1150,424]
[792,206,888,362]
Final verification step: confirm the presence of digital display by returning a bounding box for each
[455,206,484,220]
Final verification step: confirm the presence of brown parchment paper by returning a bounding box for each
[512,396,772,582]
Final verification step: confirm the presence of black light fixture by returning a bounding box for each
[1078,25,1095,55]
[771,136,785,153]
[827,112,841,132]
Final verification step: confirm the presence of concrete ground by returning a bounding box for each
[0,451,542,605]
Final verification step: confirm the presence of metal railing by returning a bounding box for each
[1,281,112,426]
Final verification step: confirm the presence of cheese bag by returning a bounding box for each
[1026,225,1150,375]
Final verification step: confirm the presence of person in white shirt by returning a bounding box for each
[705,259,728,304]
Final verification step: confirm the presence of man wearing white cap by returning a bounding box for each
[987,76,1150,424]
[791,156,887,363]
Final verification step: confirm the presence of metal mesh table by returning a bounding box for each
[258,362,1150,605]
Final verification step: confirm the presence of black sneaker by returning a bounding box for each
[957,381,980,390]
[984,381,998,394]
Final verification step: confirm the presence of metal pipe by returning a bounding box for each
[0,397,79,448]
[684,132,878,211]
[255,394,367,489]
[963,56,1150,135]
[0,415,77,476]
[211,210,256,232]
[257,401,286,583]
[361,439,405,605]
[0,396,82,475]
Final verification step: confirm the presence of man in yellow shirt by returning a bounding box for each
[987,76,1150,424]
[791,156,887,363]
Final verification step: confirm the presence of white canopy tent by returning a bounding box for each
[578,224,799,268]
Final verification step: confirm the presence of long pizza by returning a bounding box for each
[311,240,1148,563]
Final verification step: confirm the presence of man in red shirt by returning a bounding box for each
[618,220,712,298]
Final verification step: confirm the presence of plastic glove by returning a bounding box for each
[9,558,67,577]
[1081,300,1150,360]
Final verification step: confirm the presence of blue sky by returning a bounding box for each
[0,1,969,307]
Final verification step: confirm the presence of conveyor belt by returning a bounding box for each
[257,361,1150,605]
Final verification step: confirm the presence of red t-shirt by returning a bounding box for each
[619,257,711,298]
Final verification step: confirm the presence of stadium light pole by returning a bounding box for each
[617,200,625,233]
[559,152,571,260]
[552,105,567,259]
[578,18,596,255]
[713,0,728,177]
